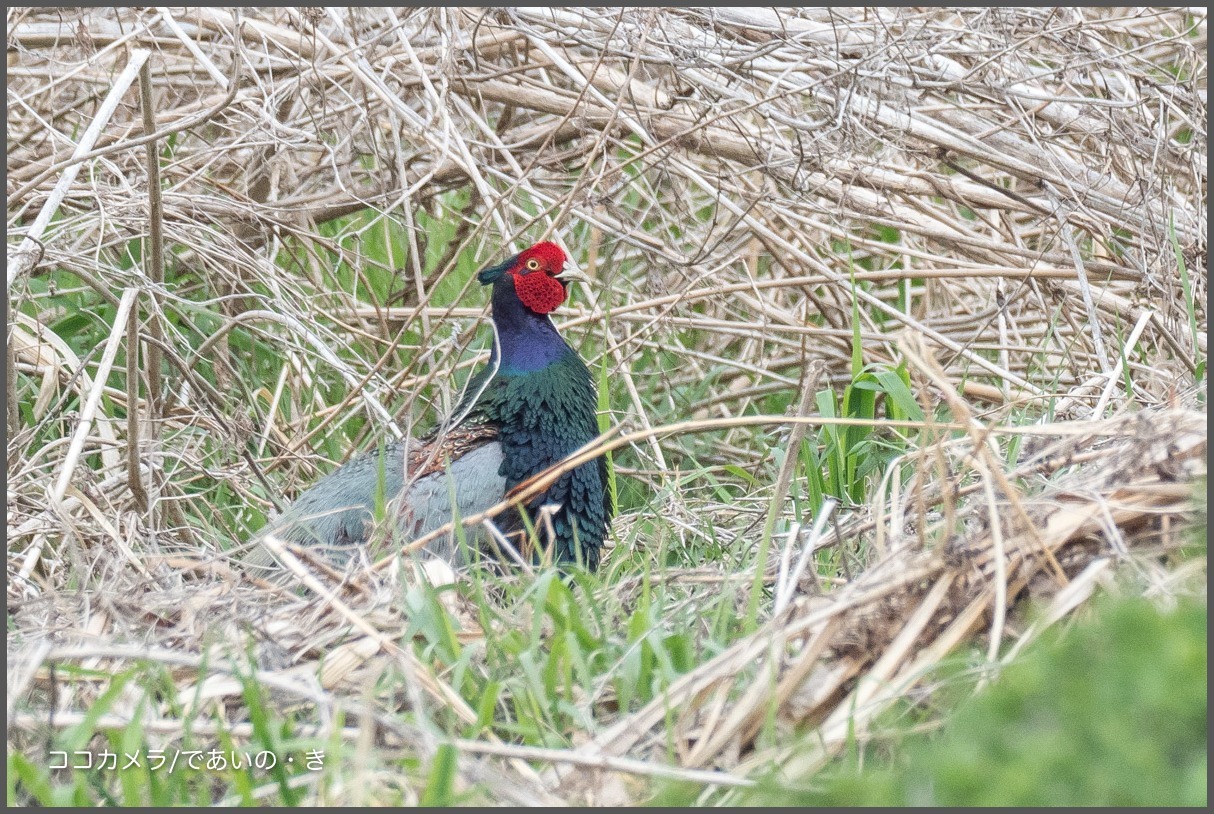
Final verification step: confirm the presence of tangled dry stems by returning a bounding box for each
[6,6,1207,804]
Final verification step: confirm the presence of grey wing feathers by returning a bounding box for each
[397,441,507,563]
[245,441,408,568]
[246,439,507,569]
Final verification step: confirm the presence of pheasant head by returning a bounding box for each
[476,241,588,374]
[476,241,586,314]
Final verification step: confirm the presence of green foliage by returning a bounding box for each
[741,595,1208,807]
[805,361,921,512]
[419,744,460,806]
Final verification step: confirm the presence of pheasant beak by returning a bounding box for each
[554,259,591,285]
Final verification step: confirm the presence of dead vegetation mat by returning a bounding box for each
[6,6,1207,804]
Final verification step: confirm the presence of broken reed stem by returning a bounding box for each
[134,55,164,526]
[139,58,165,426]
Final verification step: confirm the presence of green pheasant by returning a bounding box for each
[252,241,612,571]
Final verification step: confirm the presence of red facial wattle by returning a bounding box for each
[512,267,567,314]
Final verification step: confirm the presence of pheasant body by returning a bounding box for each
[254,241,611,571]
[471,349,609,569]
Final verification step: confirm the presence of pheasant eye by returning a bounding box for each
[525,258,541,271]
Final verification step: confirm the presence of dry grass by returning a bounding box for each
[6,6,1207,805]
